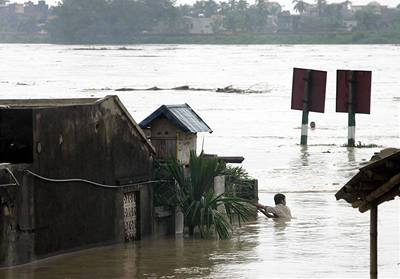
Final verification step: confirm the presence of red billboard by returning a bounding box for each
[291,68,327,113]
[336,70,372,114]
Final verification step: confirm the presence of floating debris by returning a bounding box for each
[114,84,268,94]
[82,88,112,92]
[72,47,109,51]
[216,85,244,93]
[72,47,143,51]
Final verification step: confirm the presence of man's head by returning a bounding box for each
[274,193,286,205]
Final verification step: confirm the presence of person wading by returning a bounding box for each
[255,193,292,221]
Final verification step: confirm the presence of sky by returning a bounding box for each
[11,0,400,10]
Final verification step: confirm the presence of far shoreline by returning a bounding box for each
[1,31,400,45]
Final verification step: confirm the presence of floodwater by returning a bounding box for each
[0,44,399,278]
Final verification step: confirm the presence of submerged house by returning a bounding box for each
[139,104,258,232]
[139,103,212,165]
[0,95,156,267]
[335,148,400,279]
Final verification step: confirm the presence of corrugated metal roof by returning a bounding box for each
[139,104,212,134]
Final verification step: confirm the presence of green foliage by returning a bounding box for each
[221,165,249,180]
[355,8,382,31]
[4,0,400,43]
[299,15,342,32]
[342,141,382,148]
[0,12,39,34]
[165,151,253,239]
[48,0,181,43]
[191,0,219,17]
[292,0,309,15]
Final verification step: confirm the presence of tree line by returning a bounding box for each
[48,0,286,42]
[2,0,400,43]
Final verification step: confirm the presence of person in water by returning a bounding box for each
[255,193,292,220]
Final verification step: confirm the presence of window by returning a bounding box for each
[0,109,33,164]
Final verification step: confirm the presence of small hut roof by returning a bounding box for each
[335,148,400,213]
[139,104,212,134]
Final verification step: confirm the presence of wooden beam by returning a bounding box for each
[351,200,363,208]
[365,173,400,203]
[359,186,400,213]
[365,170,387,181]
[370,206,378,279]
[385,159,400,170]
[217,156,245,164]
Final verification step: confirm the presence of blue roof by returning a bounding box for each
[139,104,212,134]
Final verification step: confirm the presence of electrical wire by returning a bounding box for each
[25,169,170,189]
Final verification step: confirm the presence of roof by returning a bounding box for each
[0,97,104,108]
[139,104,212,134]
[335,148,400,213]
[0,95,156,154]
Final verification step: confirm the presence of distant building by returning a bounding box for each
[23,0,49,21]
[303,4,319,17]
[0,96,156,267]
[183,16,214,34]
[139,103,212,165]
[4,3,24,14]
[343,19,358,31]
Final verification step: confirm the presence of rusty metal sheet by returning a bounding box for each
[291,68,327,113]
[336,70,372,114]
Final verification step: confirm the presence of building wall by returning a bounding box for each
[150,117,178,160]
[149,117,197,164]
[177,133,196,165]
[0,98,154,267]
[184,17,214,34]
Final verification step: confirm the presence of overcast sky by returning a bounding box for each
[11,0,400,11]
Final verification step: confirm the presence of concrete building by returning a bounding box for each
[139,103,212,165]
[183,16,214,34]
[23,0,49,21]
[0,95,156,267]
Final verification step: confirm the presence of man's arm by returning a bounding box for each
[254,203,276,218]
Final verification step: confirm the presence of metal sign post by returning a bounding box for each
[347,71,356,147]
[292,68,327,146]
[336,70,371,147]
[301,70,311,145]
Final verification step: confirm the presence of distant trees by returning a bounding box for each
[191,0,219,17]
[292,0,308,15]
[0,5,39,34]
[316,0,327,16]
[48,0,181,43]
[41,0,400,43]
[178,0,281,33]
[354,7,382,30]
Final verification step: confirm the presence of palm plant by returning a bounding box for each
[166,151,253,239]
[293,0,308,15]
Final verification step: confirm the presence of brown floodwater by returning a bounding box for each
[1,192,398,278]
